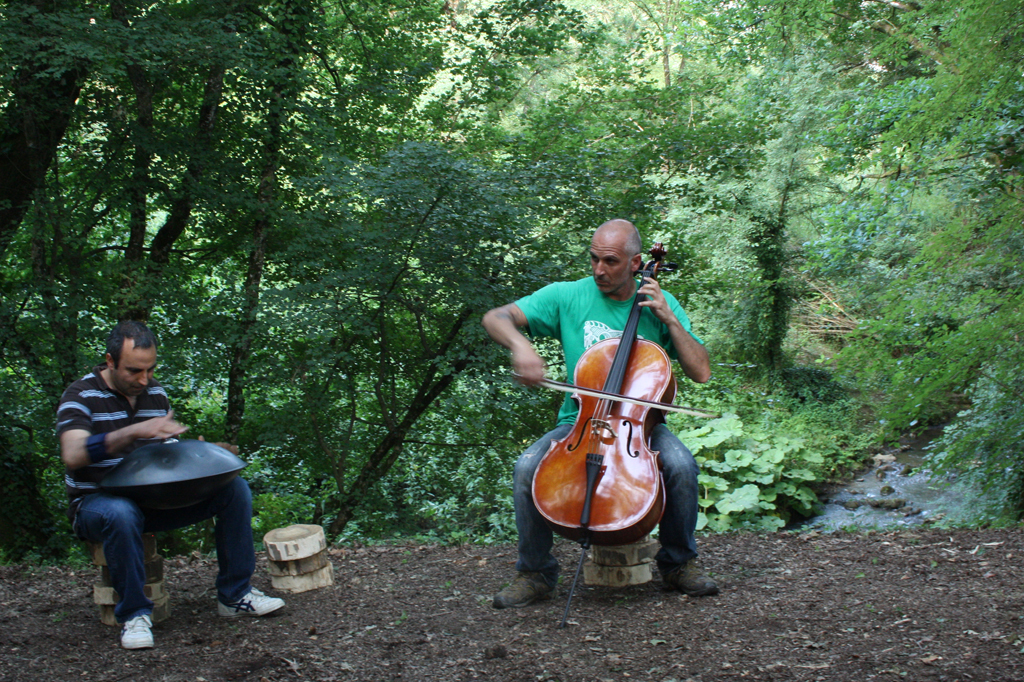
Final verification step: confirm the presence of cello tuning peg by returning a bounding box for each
[662,262,679,272]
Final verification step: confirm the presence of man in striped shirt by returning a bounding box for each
[57,321,285,650]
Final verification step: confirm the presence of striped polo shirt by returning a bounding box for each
[55,364,172,518]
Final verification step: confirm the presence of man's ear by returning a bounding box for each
[631,253,644,273]
[105,353,116,370]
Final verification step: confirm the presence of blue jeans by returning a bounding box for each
[513,422,700,587]
[75,477,256,623]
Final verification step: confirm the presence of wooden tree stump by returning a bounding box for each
[263,524,327,562]
[268,563,335,592]
[87,534,170,626]
[583,536,658,587]
[88,533,157,565]
[267,549,330,577]
[263,524,334,593]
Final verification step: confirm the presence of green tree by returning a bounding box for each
[773,0,1024,516]
[0,0,600,554]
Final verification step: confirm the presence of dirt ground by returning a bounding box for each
[2,527,1022,682]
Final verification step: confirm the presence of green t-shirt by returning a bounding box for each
[515,276,703,425]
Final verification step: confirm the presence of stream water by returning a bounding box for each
[800,425,971,531]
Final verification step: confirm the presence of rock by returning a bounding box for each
[872,454,897,466]
[865,498,906,510]
[880,485,895,496]
[901,465,915,476]
[843,500,863,510]
[484,645,508,659]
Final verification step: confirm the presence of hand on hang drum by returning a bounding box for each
[137,410,189,440]
[198,435,240,456]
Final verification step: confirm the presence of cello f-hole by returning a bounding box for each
[569,417,614,452]
[624,420,640,458]
[566,424,589,452]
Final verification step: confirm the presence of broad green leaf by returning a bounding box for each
[714,484,762,514]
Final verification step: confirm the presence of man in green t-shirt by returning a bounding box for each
[482,219,718,608]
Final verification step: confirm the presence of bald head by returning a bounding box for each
[593,219,642,257]
[589,219,645,300]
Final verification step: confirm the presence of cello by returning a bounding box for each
[531,243,679,625]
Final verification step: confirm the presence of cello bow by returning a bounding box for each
[522,376,718,419]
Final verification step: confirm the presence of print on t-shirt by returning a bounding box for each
[584,320,647,350]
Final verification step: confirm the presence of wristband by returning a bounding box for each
[86,433,107,464]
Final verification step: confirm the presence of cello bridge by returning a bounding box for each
[589,418,614,438]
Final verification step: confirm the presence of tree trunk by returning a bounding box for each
[224,0,307,442]
[224,170,273,443]
[147,62,228,267]
[113,0,156,320]
[747,209,790,374]
[0,430,63,560]
[327,308,478,535]
[662,41,672,88]
[0,0,88,261]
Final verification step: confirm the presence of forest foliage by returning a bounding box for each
[1,0,1021,560]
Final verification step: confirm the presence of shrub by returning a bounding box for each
[674,412,824,531]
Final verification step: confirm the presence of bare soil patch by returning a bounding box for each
[2,527,1022,681]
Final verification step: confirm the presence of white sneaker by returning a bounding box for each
[218,587,285,617]
[120,614,154,649]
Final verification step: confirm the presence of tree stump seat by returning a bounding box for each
[583,535,658,587]
[86,533,170,626]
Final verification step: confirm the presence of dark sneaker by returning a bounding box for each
[492,571,555,609]
[664,560,719,596]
